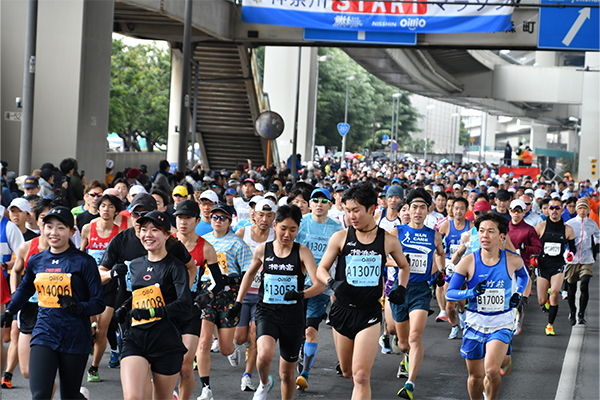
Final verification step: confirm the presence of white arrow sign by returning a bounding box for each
[562,8,591,46]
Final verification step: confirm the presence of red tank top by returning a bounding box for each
[24,237,41,269]
[173,233,205,266]
[119,215,129,230]
[88,221,120,251]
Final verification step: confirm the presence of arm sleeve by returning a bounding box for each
[155,261,191,320]
[206,262,224,294]
[77,255,106,317]
[7,257,37,314]
[514,264,529,295]
[568,239,577,254]
[445,272,475,302]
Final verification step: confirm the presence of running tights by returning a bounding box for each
[107,318,118,351]
[29,345,88,399]
[567,275,591,315]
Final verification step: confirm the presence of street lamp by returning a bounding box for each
[340,75,356,161]
[451,111,460,164]
[311,55,332,161]
[392,92,401,162]
[424,104,435,162]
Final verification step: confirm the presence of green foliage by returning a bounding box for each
[401,138,435,154]
[109,39,171,152]
[458,118,470,146]
[315,48,420,152]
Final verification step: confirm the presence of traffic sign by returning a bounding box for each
[337,123,350,137]
[538,0,599,51]
[304,28,416,45]
[391,142,399,151]
[382,135,389,141]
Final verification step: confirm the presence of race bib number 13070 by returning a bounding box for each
[345,254,382,287]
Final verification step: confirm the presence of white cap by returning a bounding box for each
[524,188,534,196]
[278,196,288,207]
[487,186,498,194]
[478,181,486,186]
[534,189,546,199]
[502,173,508,178]
[432,185,441,193]
[550,192,560,199]
[561,192,573,201]
[9,198,31,214]
[512,178,519,183]
[254,199,278,213]
[255,183,264,192]
[129,185,147,196]
[498,178,506,185]
[508,187,516,193]
[453,183,461,190]
[199,190,218,203]
[106,159,114,169]
[249,195,264,206]
[510,199,526,211]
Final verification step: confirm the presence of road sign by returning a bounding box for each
[4,111,21,122]
[382,135,389,141]
[337,123,350,137]
[304,29,416,45]
[538,0,599,51]
[391,142,399,151]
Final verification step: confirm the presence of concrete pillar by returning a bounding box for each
[483,114,496,151]
[577,52,600,181]
[167,47,183,166]
[565,130,579,152]
[530,123,548,153]
[535,51,556,67]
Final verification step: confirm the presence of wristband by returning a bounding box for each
[149,307,155,318]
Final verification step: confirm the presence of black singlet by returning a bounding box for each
[539,218,568,270]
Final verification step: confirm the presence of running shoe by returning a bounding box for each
[87,368,100,382]
[253,375,273,400]
[335,362,342,375]
[543,300,550,312]
[435,310,449,323]
[296,342,304,374]
[193,360,198,370]
[397,354,409,378]
[108,350,120,369]
[1,374,12,389]
[197,386,213,400]
[80,387,90,399]
[545,324,555,336]
[500,359,513,376]
[448,325,459,340]
[173,390,179,400]
[390,335,402,354]
[228,346,240,367]
[296,372,309,391]
[514,310,524,336]
[379,335,393,354]
[578,313,586,325]
[397,382,414,399]
[568,312,576,326]
[241,374,256,392]
[210,338,220,353]
[561,290,568,300]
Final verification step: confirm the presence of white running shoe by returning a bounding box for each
[241,374,256,392]
[228,346,240,367]
[197,386,214,400]
[80,387,90,399]
[173,390,179,400]
[458,311,466,329]
[379,335,393,354]
[448,325,460,340]
[390,334,402,354]
[253,375,274,400]
[210,339,219,353]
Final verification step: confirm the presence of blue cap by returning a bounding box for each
[469,188,480,195]
[383,185,390,191]
[311,188,331,200]
[391,177,402,185]
[335,185,349,193]
[225,188,235,195]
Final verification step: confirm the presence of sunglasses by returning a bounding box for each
[88,192,102,198]
[524,202,531,206]
[211,215,231,222]
[549,205,561,210]
[510,208,524,213]
[311,198,331,204]
[131,210,148,219]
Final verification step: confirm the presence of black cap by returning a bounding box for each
[130,193,157,212]
[137,211,171,231]
[268,184,280,193]
[210,203,233,217]
[496,189,511,201]
[173,200,200,218]
[335,185,349,192]
[43,206,74,228]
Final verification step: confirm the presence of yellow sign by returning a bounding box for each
[592,159,597,179]
[470,137,475,143]
[35,273,72,308]
[132,283,164,326]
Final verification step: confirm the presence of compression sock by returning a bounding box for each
[302,342,318,376]
[548,305,558,325]
[200,376,210,388]
[579,275,590,313]
[567,282,578,314]
[107,320,118,351]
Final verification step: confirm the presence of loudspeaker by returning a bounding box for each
[538,155,547,171]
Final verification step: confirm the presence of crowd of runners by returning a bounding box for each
[1,156,598,400]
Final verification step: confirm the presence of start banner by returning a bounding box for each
[242,0,514,33]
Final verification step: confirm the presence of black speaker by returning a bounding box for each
[548,156,557,171]
[538,155,547,171]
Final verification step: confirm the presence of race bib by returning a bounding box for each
[34,273,72,308]
[544,242,561,257]
[132,283,164,326]
[306,234,329,261]
[408,253,427,274]
[87,249,105,267]
[250,267,263,289]
[263,273,297,305]
[345,254,382,287]
[477,288,505,312]
[449,245,460,257]
[216,252,228,275]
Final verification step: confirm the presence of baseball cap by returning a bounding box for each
[510,199,526,211]
[242,178,255,186]
[453,183,461,190]
[137,211,171,231]
[264,192,277,201]
[497,178,506,185]
[496,189,511,201]
[534,189,546,199]
[210,203,233,217]
[335,185,349,193]
[378,190,387,198]
[255,183,264,192]
[9,198,31,214]
[43,206,74,228]
[199,190,219,203]
[311,188,331,200]
[23,176,39,189]
[225,188,236,196]
[508,187,516,193]
[193,182,204,192]
[249,195,264,206]
[106,159,114,169]
[473,201,492,213]
[268,184,280,193]
[172,185,188,197]
[524,188,535,196]
[550,192,560,199]
[228,179,239,187]
[487,186,498,194]
[445,187,453,193]
[130,193,157,212]
[129,185,147,196]
[255,199,278,213]
[173,200,200,218]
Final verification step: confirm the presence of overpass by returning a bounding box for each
[1,0,597,179]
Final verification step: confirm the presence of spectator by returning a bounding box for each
[38,168,54,198]
[504,142,512,166]
[150,159,172,194]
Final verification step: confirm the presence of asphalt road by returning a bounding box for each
[3,263,598,400]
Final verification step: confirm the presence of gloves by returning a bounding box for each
[114,306,128,324]
[193,293,213,311]
[530,255,538,267]
[405,254,411,267]
[110,263,128,279]
[565,252,574,263]
[57,294,80,314]
[518,243,527,252]
[388,285,406,305]
[517,296,529,313]
[131,308,152,321]
[283,290,304,301]
[0,310,13,328]
[226,301,242,321]
[509,292,521,308]
[473,280,487,296]
[327,278,346,296]
[434,270,446,287]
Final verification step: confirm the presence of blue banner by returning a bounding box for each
[242,0,514,33]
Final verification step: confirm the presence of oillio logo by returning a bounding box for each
[400,18,426,30]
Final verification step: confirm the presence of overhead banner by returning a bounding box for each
[242,0,514,33]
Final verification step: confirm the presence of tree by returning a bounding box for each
[109,39,171,152]
[315,48,420,152]
[458,118,470,146]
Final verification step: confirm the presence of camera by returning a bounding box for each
[16,97,22,109]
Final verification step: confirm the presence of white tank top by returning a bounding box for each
[243,226,275,254]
